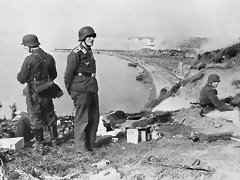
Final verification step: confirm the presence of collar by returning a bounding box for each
[80,42,91,52]
[31,47,42,53]
[206,83,215,90]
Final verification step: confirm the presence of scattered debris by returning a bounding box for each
[0,158,6,180]
[230,136,240,142]
[189,131,233,143]
[89,168,121,180]
[151,130,162,140]
[136,74,143,81]
[178,159,216,173]
[112,138,118,142]
[0,137,24,151]
[128,62,138,67]
[92,159,111,169]
[145,156,215,173]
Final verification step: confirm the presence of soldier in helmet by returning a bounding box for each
[199,74,240,125]
[64,26,99,153]
[17,34,59,149]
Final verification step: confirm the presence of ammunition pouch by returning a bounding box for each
[34,80,63,99]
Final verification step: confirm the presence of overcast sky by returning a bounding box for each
[0,0,240,50]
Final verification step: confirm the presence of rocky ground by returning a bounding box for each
[1,44,240,179]
[2,113,240,180]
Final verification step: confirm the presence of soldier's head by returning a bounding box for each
[21,34,40,53]
[78,26,96,47]
[207,74,220,88]
[113,110,126,120]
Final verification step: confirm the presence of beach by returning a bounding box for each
[108,51,181,111]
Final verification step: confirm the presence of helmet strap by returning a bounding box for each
[82,39,91,48]
[28,47,32,53]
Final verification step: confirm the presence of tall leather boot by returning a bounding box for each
[48,124,58,147]
[33,128,44,153]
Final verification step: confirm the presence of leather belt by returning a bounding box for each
[78,72,92,77]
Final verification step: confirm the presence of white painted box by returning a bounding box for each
[0,137,24,151]
[127,128,140,144]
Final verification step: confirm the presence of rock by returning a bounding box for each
[174,134,184,139]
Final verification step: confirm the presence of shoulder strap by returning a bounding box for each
[33,52,49,80]
[34,52,45,61]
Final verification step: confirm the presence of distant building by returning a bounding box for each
[142,43,156,51]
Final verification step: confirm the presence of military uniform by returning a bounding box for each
[14,112,34,143]
[199,83,232,114]
[199,83,240,126]
[64,42,99,152]
[17,48,57,141]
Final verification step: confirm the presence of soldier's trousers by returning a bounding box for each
[26,91,57,129]
[15,112,34,143]
[70,90,100,152]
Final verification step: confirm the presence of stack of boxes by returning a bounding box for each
[126,126,151,144]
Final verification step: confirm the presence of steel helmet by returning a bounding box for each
[113,110,126,120]
[21,34,40,47]
[207,74,220,83]
[78,26,96,41]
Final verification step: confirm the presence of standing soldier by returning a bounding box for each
[64,26,99,153]
[17,34,58,149]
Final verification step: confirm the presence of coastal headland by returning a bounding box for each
[2,46,240,180]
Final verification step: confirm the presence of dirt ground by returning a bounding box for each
[5,127,240,180]
[4,107,240,180]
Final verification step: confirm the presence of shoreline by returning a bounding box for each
[105,52,175,111]
[113,53,157,110]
